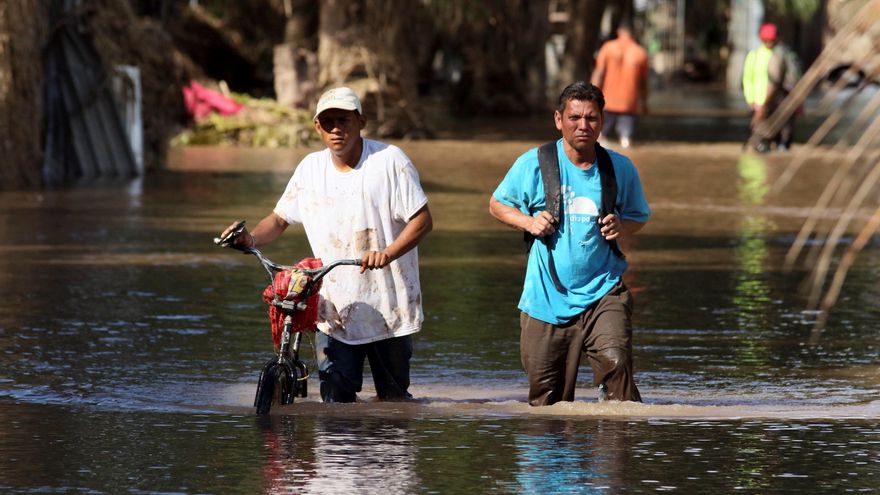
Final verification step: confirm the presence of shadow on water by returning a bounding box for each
[1,124,879,491]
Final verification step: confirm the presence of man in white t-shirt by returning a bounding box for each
[220,87,433,403]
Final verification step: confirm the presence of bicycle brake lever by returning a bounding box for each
[214,219,247,246]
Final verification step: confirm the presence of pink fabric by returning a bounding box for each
[261,258,323,346]
[182,81,243,119]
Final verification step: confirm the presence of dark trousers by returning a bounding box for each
[519,282,641,406]
[750,101,794,151]
[316,332,413,403]
[766,96,794,149]
[603,111,637,140]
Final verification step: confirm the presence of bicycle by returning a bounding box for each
[215,221,360,414]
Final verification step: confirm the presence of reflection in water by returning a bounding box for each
[258,416,318,493]
[4,402,879,494]
[736,152,770,205]
[512,420,627,492]
[258,416,419,494]
[305,418,419,494]
[733,153,774,366]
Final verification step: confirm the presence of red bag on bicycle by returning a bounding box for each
[261,257,323,346]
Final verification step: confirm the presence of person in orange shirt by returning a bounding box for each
[591,23,649,149]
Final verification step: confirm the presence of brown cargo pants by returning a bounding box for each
[520,281,641,406]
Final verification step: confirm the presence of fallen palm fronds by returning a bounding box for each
[810,204,880,343]
[766,0,880,337]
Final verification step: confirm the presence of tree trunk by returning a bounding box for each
[0,0,46,189]
[316,0,430,138]
[559,0,607,93]
[274,0,319,108]
[438,0,549,116]
[284,0,319,50]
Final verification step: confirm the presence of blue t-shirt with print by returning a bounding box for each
[493,139,651,324]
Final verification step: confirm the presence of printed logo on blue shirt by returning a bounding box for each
[562,185,599,224]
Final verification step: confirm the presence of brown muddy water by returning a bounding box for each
[1,136,879,493]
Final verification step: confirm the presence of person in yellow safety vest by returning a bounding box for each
[742,22,801,153]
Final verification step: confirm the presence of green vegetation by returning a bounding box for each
[172,93,318,148]
[765,0,823,21]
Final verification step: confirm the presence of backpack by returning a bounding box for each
[525,141,625,260]
[771,44,802,92]
[782,48,802,91]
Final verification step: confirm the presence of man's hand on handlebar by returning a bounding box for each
[360,250,391,273]
[217,220,255,248]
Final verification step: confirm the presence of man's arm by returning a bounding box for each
[591,43,607,87]
[590,66,605,88]
[361,204,433,272]
[591,59,606,88]
[220,212,289,248]
[639,56,649,114]
[489,196,557,237]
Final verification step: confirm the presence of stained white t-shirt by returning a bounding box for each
[273,138,428,345]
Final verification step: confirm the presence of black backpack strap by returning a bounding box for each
[537,141,562,224]
[524,141,561,250]
[523,141,567,293]
[595,143,626,260]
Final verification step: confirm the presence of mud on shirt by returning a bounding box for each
[273,138,428,345]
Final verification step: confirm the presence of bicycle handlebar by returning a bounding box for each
[215,236,360,286]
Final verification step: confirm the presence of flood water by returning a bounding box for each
[1,124,879,492]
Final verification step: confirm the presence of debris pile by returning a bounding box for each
[173,85,317,148]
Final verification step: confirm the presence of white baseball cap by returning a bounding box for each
[314,87,363,119]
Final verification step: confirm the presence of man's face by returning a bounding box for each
[314,108,366,155]
[555,98,603,154]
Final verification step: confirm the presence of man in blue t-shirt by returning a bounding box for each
[489,81,651,406]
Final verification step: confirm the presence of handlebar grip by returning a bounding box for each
[335,259,363,266]
[308,258,362,284]
[214,220,247,246]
